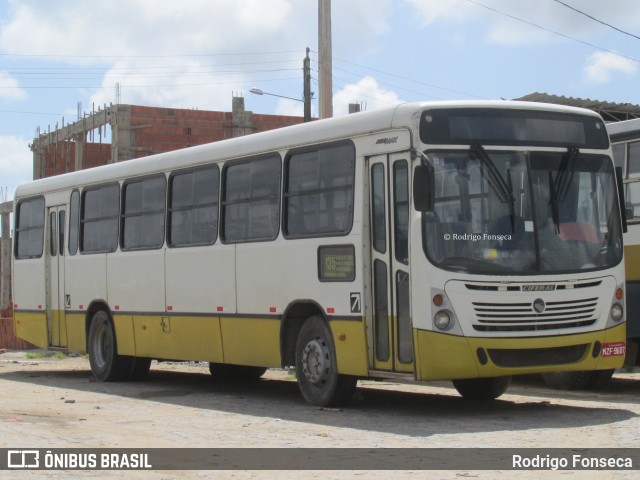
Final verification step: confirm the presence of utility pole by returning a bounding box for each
[303,48,312,122]
[318,0,333,119]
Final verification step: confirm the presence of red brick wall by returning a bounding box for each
[40,106,306,174]
[42,141,112,177]
[0,310,35,350]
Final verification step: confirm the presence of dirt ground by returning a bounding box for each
[1,350,639,479]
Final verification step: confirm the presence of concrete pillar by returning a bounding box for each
[32,148,45,180]
[74,133,85,171]
[318,0,333,119]
[0,202,12,310]
[111,104,132,162]
[232,97,253,137]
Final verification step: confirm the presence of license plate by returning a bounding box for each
[601,342,626,357]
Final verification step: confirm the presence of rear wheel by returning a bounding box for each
[452,376,511,401]
[585,369,615,390]
[87,310,131,382]
[542,370,614,390]
[295,316,357,407]
[541,371,593,390]
[128,357,152,380]
[208,363,266,382]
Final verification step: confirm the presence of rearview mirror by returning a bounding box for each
[413,164,435,212]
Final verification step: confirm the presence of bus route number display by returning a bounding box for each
[318,245,356,282]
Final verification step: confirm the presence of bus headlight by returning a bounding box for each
[610,303,624,322]
[434,310,452,330]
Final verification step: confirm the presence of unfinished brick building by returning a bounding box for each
[31,96,305,179]
[0,96,305,349]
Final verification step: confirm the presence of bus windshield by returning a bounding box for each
[422,148,623,274]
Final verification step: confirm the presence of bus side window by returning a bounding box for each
[222,154,281,243]
[81,183,119,253]
[627,141,640,221]
[14,197,45,260]
[168,166,219,247]
[284,142,355,238]
[121,175,166,251]
[68,190,80,255]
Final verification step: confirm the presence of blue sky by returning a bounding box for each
[1,0,639,201]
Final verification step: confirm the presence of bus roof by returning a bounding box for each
[607,118,640,142]
[15,100,602,199]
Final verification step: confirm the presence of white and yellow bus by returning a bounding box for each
[610,118,640,367]
[12,101,627,406]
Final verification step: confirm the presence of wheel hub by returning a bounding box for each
[301,338,330,386]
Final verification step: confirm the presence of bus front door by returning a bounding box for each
[46,205,67,348]
[368,154,414,373]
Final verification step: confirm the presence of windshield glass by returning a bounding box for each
[422,149,623,274]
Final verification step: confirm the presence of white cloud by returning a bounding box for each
[0,0,294,58]
[333,76,402,116]
[0,71,26,101]
[0,1,399,112]
[584,51,637,84]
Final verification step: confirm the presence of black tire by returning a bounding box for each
[585,369,615,390]
[295,316,357,407]
[541,371,592,390]
[208,363,248,382]
[452,376,511,401]
[128,357,152,381]
[243,366,268,380]
[87,310,131,382]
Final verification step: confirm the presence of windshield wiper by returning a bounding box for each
[470,144,516,231]
[548,171,561,234]
[555,147,579,201]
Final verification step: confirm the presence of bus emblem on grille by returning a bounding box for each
[532,299,546,313]
[523,285,555,292]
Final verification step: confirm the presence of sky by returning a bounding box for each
[1,0,639,202]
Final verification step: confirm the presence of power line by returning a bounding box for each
[552,0,640,41]
[0,50,301,60]
[464,0,639,64]
[317,53,488,100]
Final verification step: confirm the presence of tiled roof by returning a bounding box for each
[516,92,640,121]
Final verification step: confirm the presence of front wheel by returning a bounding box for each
[295,316,357,407]
[452,376,511,400]
[87,310,131,382]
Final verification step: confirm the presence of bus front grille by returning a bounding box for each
[471,297,598,332]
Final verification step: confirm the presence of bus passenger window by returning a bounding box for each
[168,166,219,247]
[222,155,281,243]
[15,197,45,259]
[121,175,166,250]
[284,142,355,238]
[81,184,119,253]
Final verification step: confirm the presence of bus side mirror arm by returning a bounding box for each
[413,164,435,212]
